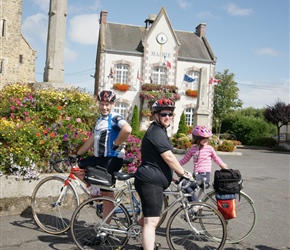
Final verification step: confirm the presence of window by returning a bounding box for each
[153,66,166,84]
[0,60,3,74]
[114,102,128,119]
[188,70,199,90]
[185,108,194,126]
[115,64,129,84]
[1,19,6,37]
[19,55,23,64]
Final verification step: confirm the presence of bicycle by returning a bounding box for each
[115,172,257,245]
[70,175,227,250]
[192,177,257,244]
[31,155,135,235]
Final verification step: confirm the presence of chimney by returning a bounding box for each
[195,23,206,37]
[144,14,156,30]
[99,10,108,25]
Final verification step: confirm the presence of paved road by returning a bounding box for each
[0,148,289,249]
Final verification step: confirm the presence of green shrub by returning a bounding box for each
[251,137,277,147]
[130,105,140,136]
[209,135,219,151]
[222,114,276,145]
[171,133,192,149]
[0,83,97,178]
[134,130,146,140]
[176,112,188,135]
[218,140,235,152]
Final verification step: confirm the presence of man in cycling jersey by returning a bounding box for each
[76,90,132,223]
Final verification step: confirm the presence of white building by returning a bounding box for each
[94,7,218,136]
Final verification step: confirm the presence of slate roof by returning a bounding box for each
[104,23,215,62]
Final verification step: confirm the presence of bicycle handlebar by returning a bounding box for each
[173,176,205,192]
[49,155,77,173]
[49,155,136,173]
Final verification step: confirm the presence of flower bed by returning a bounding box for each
[113,83,130,92]
[140,83,180,101]
[185,89,198,97]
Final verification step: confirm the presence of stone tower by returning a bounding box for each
[43,0,67,83]
[0,0,36,87]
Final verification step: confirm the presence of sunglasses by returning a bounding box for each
[159,112,173,117]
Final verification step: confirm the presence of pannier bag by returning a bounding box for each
[213,169,244,194]
[216,193,237,220]
[84,165,113,187]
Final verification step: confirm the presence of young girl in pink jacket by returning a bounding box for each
[179,125,228,202]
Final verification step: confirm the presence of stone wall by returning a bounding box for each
[0,0,36,89]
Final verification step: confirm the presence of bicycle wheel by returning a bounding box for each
[115,187,169,228]
[166,202,227,250]
[71,197,132,250]
[31,175,79,234]
[202,190,257,243]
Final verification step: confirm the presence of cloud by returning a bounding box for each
[68,14,99,45]
[225,3,253,16]
[238,80,289,108]
[64,47,78,62]
[68,0,101,15]
[177,0,191,9]
[196,11,217,20]
[21,13,48,44]
[254,48,280,56]
[31,0,50,11]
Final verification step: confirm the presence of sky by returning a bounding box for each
[21,0,289,109]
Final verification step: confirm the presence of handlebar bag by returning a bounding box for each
[84,165,113,187]
[213,169,244,194]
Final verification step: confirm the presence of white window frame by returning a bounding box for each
[116,64,129,84]
[114,102,128,119]
[153,66,166,85]
[185,108,194,126]
[188,70,199,90]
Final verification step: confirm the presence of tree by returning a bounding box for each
[213,69,243,135]
[130,105,140,136]
[176,112,188,135]
[264,99,290,145]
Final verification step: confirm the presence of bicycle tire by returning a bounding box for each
[71,197,131,250]
[115,188,169,228]
[31,175,79,234]
[166,202,227,250]
[202,190,257,243]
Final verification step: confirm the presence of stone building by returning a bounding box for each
[94,7,218,135]
[0,0,36,88]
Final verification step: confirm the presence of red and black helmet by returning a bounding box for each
[152,98,175,112]
[97,90,116,103]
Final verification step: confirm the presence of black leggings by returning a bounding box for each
[134,177,164,217]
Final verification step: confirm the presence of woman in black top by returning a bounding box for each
[134,98,192,250]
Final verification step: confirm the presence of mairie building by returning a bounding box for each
[94,7,218,135]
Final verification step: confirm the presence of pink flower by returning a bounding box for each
[24,111,29,116]
[10,106,15,110]
[25,117,31,122]
[76,118,82,123]
[66,117,70,120]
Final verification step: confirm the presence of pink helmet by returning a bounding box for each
[192,125,213,138]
